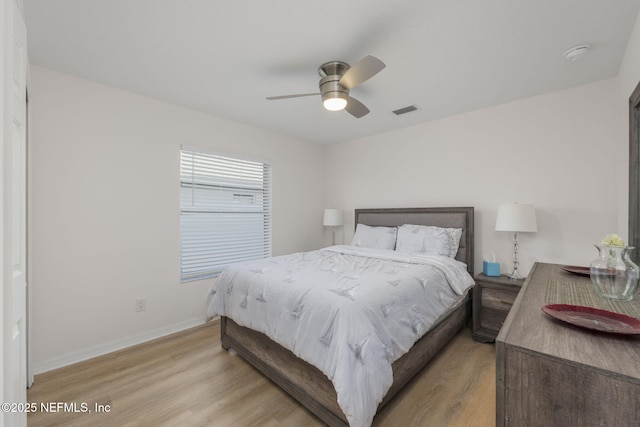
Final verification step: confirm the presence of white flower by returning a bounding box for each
[601,234,625,247]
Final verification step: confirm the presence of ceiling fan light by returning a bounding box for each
[322,93,347,111]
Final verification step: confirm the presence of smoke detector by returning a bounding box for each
[564,44,590,62]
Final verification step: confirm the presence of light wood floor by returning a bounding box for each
[27,320,496,427]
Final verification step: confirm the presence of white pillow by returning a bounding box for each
[350,224,397,250]
[395,224,451,256]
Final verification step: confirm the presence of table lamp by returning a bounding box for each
[323,209,343,245]
[495,203,537,279]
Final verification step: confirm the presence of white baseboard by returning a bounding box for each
[31,316,208,376]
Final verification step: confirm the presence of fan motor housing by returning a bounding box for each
[319,74,348,104]
[319,61,350,104]
[319,61,350,105]
[318,61,350,78]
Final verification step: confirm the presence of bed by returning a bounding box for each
[208,207,474,426]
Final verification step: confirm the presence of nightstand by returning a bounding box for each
[472,273,523,343]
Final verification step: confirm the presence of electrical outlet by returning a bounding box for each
[135,298,146,312]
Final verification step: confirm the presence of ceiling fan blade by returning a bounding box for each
[339,55,386,89]
[266,93,320,100]
[345,96,370,118]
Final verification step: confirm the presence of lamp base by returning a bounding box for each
[507,232,525,280]
[507,269,525,280]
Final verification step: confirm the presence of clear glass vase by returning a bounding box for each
[590,245,640,301]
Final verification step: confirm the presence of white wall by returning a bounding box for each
[29,66,324,372]
[619,11,640,110]
[325,12,640,278]
[615,10,640,239]
[325,78,621,276]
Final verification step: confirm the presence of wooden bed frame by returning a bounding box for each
[220,207,475,426]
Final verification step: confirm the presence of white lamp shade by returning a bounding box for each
[323,209,343,226]
[495,203,537,233]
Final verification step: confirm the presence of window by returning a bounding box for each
[180,146,272,281]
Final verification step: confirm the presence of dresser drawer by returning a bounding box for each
[482,287,517,312]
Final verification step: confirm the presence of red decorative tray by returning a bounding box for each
[542,304,640,335]
[560,265,590,276]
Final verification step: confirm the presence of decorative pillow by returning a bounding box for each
[395,224,451,256]
[350,224,397,250]
[445,227,463,258]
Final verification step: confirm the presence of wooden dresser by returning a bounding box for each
[496,262,640,426]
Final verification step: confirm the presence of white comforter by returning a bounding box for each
[206,245,474,427]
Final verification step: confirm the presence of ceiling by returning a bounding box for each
[23,0,640,145]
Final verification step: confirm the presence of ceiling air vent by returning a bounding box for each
[392,105,419,115]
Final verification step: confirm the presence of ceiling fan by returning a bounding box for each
[266,55,386,118]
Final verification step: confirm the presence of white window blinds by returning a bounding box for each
[180,146,272,281]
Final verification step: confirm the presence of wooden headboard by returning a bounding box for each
[354,207,474,275]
